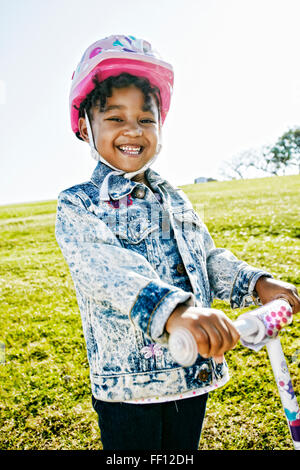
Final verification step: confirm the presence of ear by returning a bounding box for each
[78,117,90,143]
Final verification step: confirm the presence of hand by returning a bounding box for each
[255,276,300,314]
[166,305,240,362]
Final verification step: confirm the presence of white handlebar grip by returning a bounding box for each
[168,327,198,367]
[168,316,263,366]
[234,315,266,344]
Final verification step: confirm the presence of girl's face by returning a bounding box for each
[79,85,161,174]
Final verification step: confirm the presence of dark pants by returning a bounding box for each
[92,393,208,450]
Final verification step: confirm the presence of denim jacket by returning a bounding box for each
[55,162,271,402]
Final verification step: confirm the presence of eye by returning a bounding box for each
[140,119,156,124]
[106,117,123,122]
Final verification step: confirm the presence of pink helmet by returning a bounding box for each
[70,35,174,138]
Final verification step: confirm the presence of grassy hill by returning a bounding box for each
[0,174,299,450]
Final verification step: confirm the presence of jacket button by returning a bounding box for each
[176,263,186,274]
[198,370,209,381]
[134,187,146,199]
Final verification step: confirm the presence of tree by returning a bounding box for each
[219,127,300,180]
[219,146,274,179]
[219,151,253,180]
[246,145,279,175]
[270,127,300,174]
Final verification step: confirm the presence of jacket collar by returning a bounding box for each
[90,162,165,200]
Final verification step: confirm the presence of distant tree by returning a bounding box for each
[219,151,251,180]
[269,127,300,174]
[219,146,273,179]
[247,145,283,176]
[219,127,300,180]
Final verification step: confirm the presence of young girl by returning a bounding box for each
[55,35,300,450]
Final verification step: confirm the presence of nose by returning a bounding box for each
[122,121,143,137]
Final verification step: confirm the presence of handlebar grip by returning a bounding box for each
[168,327,198,367]
[168,314,264,367]
[168,299,292,367]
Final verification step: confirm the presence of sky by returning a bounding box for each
[1,0,300,205]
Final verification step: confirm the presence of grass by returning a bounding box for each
[0,174,299,450]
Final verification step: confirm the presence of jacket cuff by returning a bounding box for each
[129,280,195,344]
[230,266,273,308]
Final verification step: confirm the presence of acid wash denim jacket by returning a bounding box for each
[55,162,272,402]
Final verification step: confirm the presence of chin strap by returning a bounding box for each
[84,110,161,200]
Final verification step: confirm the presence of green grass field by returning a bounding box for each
[0,174,299,450]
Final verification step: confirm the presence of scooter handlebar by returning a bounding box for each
[168,299,292,367]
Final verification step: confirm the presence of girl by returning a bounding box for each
[55,35,300,450]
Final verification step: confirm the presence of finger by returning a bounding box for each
[213,354,225,364]
[288,294,300,314]
[206,315,240,355]
[199,321,224,358]
[294,295,300,314]
[193,326,211,358]
[273,292,300,315]
[222,318,240,347]
[290,288,300,314]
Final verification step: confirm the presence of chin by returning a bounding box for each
[117,158,146,173]
[122,164,143,173]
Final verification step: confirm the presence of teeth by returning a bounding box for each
[119,145,142,154]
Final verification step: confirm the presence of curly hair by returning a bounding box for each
[74,73,161,140]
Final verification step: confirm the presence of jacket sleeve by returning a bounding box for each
[55,189,195,343]
[200,220,273,308]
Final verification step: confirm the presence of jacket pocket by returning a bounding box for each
[112,212,164,270]
[115,217,159,245]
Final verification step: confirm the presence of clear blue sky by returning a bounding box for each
[1,0,300,205]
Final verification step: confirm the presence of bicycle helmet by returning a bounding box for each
[70,34,174,139]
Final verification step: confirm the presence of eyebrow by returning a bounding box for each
[103,104,155,115]
[104,105,125,112]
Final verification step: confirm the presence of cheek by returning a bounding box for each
[94,127,114,148]
[152,133,160,149]
[147,127,159,144]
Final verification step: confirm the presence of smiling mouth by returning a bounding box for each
[117,145,144,156]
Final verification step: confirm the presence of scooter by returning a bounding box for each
[168,298,300,450]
